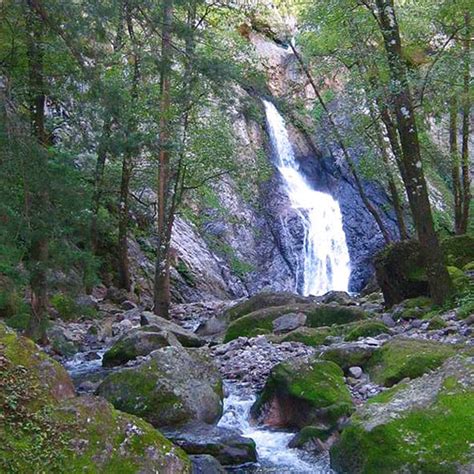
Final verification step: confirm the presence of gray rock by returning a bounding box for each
[140,311,205,347]
[164,423,257,467]
[464,314,474,326]
[121,300,137,310]
[381,313,396,328]
[319,291,354,306]
[190,455,226,474]
[97,345,223,428]
[348,366,363,379]
[272,312,307,334]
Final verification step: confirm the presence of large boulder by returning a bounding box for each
[0,323,191,473]
[53,396,191,473]
[97,346,223,428]
[224,292,312,322]
[140,312,205,347]
[330,355,474,473]
[102,327,180,367]
[374,239,429,307]
[375,235,474,306]
[251,357,353,431]
[224,303,367,342]
[365,338,456,387]
[164,423,257,467]
[0,322,75,405]
[321,341,381,373]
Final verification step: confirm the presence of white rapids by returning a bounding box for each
[218,385,333,473]
[263,100,351,296]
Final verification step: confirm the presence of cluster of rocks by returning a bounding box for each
[211,336,315,391]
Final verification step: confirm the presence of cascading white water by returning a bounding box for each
[218,384,333,473]
[263,100,351,296]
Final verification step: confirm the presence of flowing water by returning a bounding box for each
[218,384,333,473]
[263,100,351,296]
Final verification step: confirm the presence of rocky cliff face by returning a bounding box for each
[150,28,400,302]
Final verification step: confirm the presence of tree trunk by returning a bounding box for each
[375,0,452,305]
[91,119,111,252]
[289,42,392,243]
[460,11,471,234]
[154,0,173,318]
[450,95,462,233]
[25,0,49,343]
[117,2,140,292]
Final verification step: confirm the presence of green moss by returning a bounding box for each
[253,358,353,429]
[224,303,366,342]
[290,426,333,448]
[331,379,474,473]
[441,234,474,268]
[345,321,389,342]
[447,266,470,294]
[321,345,375,372]
[281,327,333,346]
[463,261,474,272]
[367,383,408,404]
[428,315,447,330]
[366,339,456,387]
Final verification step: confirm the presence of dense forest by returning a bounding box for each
[0,0,473,473]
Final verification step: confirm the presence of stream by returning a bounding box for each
[64,352,333,473]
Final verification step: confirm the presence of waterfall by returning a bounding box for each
[263,100,351,296]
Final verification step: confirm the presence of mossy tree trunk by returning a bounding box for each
[374,0,452,305]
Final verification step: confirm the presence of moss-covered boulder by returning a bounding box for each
[321,342,379,372]
[366,338,456,387]
[53,396,191,473]
[224,303,366,342]
[0,322,75,406]
[250,357,353,430]
[0,323,191,473]
[375,235,474,307]
[288,425,333,451]
[225,292,311,322]
[330,355,474,473]
[345,321,389,341]
[280,326,333,346]
[392,296,433,320]
[97,346,223,428]
[428,315,447,330]
[102,327,180,367]
[447,266,471,293]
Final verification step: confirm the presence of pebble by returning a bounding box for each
[349,366,363,379]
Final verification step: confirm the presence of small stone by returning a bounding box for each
[121,300,137,311]
[381,313,396,328]
[349,366,363,379]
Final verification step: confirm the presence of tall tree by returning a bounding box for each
[373,0,452,304]
[25,0,49,342]
[154,0,174,318]
[459,11,471,233]
[450,95,462,233]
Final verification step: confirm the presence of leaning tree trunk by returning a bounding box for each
[154,0,173,318]
[375,0,452,305]
[449,95,462,233]
[459,11,471,234]
[25,0,49,343]
[289,42,392,243]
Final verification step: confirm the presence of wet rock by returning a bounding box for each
[190,455,226,474]
[164,423,257,467]
[272,312,307,334]
[288,426,334,452]
[321,341,379,372]
[121,300,137,310]
[97,345,223,428]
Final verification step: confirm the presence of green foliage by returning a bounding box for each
[50,294,77,321]
[345,321,389,341]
